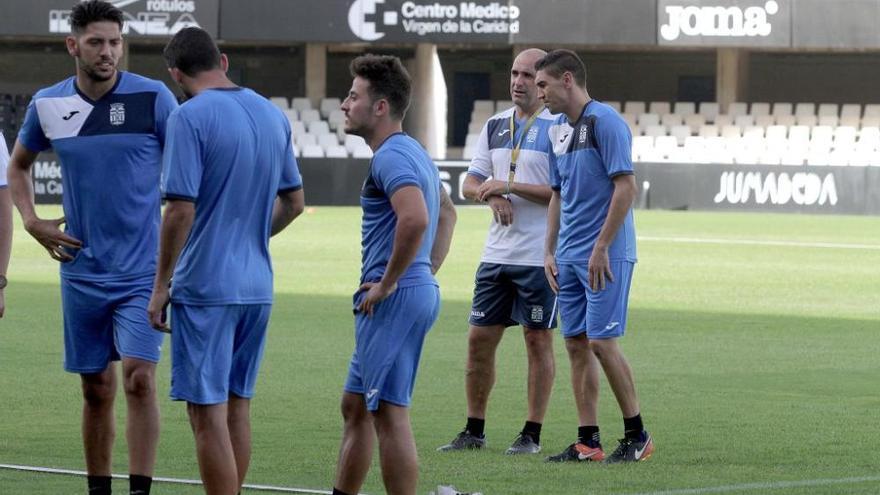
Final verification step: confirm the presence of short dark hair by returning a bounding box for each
[350,54,412,120]
[70,0,124,34]
[535,49,587,88]
[163,27,221,77]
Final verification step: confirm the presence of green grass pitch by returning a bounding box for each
[1,206,879,494]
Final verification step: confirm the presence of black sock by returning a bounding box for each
[87,475,112,495]
[578,425,601,448]
[624,413,644,440]
[465,417,485,438]
[129,474,152,494]
[333,488,353,495]
[522,421,542,444]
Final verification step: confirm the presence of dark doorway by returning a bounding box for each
[452,72,491,146]
[678,76,716,103]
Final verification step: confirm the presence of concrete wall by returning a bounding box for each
[748,52,880,104]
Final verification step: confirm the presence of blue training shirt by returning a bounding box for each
[360,133,440,288]
[161,87,303,305]
[548,100,637,264]
[17,72,178,281]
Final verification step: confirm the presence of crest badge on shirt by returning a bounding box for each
[110,102,126,126]
[578,124,588,144]
[526,126,538,144]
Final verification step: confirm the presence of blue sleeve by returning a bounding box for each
[549,153,561,190]
[595,113,633,177]
[279,122,303,192]
[161,111,202,202]
[153,84,179,149]
[372,150,420,197]
[17,99,51,153]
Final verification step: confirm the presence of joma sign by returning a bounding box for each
[658,0,789,46]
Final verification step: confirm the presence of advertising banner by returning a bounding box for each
[0,0,219,38]
[792,0,880,49]
[656,0,791,47]
[31,154,880,215]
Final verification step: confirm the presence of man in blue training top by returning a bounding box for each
[147,27,304,495]
[332,55,457,495]
[6,2,178,493]
[535,49,655,463]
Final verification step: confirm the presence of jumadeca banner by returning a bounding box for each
[0,0,219,37]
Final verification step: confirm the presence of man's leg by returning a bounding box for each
[373,402,418,495]
[227,395,252,490]
[81,364,117,479]
[187,402,239,495]
[522,327,554,423]
[334,392,375,494]
[122,358,159,479]
[465,324,505,420]
[590,339,639,418]
[565,334,600,427]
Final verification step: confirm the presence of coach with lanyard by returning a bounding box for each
[438,48,558,456]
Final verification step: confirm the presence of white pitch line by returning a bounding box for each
[0,463,340,494]
[624,475,880,495]
[637,235,880,251]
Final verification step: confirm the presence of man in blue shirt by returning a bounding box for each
[535,49,654,463]
[6,2,177,493]
[332,55,456,495]
[147,27,304,495]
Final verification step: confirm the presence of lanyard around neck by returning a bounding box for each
[507,109,542,184]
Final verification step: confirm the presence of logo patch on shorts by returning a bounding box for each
[530,306,544,322]
[471,310,486,318]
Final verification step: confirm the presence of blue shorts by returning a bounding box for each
[170,303,272,405]
[345,284,440,411]
[469,263,558,329]
[61,275,164,374]
[556,261,634,340]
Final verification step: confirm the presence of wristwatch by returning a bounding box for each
[0,275,6,290]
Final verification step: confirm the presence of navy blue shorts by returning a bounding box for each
[469,263,557,329]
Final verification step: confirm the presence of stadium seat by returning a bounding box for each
[319,98,341,118]
[638,113,660,127]
[318,134,339,149]
[661,113,683,127]
[623,101,646,115]
[291,121,306,138]
[604,101,622,112]
[296,133,317,148]
[775,114,797,127]
[683,114,706,133]
[327,109,345,130]
[673,102,696,115]
[865,104,880,118]
[834,126,858,149]
[811,125,834,144]
[300,109,321,124]
[758,151,782,165]
[713,114,733,128]
[291,97,313,112]
[765,125,788,142]
[643,125,667,137]
[795,114,817,127]
[862,116,880,128]
[307,120,330,135]
[344,134,368,153]
[698,125,719,137]
[788,125,811,145]
[269,96,289,109]
[324,144,348,158]
[840,103,862,119]
[301,144,324,158]
[818,115,839,127]
[780,149,806,166]
[721,125,742,139]
[743,126,764,139]
[772,102,793,117]
[495,100,512,112]
[840,114,861,128]
[727,102,748,117]
[698,102,719,123]
[858,127,880,148]
[817,103,839,117]
[351,144,373,159]
[754,115,775,128]
[669,125,691,145]
[795,102,816,117]
[734,114,755,128]
[750,102,771,116]
[648,101,671,115]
